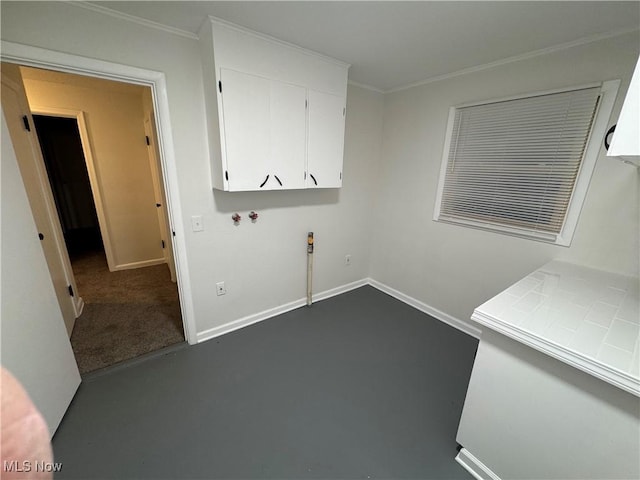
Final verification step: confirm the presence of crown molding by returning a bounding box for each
[70,2,199,40]
[386,26,640,94]
[348,79,385,94]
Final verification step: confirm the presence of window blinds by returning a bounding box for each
[438,86,601,240]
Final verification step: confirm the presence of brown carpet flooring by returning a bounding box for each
[70,251,184,374]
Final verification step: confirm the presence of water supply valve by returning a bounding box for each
[232,213,241,225]
[249,211,258,222]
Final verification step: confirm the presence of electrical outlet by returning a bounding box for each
[345,254,351,266]
[216,281,226,296]
[191,215,204,232]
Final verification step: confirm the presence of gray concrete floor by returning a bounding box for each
[52,286,477,479]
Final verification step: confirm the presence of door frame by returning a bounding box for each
[1,40,197,345]
[1,66,83,335]
[30,107,119,273]
[144,112,176,282]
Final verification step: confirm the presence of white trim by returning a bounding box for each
[432,80,620,247]
[197,279,368,343]
[197,277,481,344]
[75,297,84,318]
[1,40,198,345]
[471,309,640,397]
[433,106,456,222]
[387,26,640,94]
[368,279,482,339]
[204,16,351,70]
[68,2,199,41]
[111,258,166,272]
[557,79,620,246]
[347,79,385,94]
[455,448,502,480]
[313,278,369,303]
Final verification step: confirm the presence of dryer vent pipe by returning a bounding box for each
[307,232,314,306]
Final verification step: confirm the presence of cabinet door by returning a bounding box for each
[269,81,306,190]
[307,90,346,188]
[220,69,270,191]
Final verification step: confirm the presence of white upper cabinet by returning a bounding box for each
[220,69,270,191]
[220,69,307,190]
[269,79,307,190]
[307,90,346,188]
[200,17,349,191]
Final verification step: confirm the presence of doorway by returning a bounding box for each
[32,115,103,259]
[22,67,185,374]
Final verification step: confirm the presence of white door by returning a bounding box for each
[220,68,270,191]
[1,94,81,436]
[269,80,306,190]
[306,90,346,188]
[1,63,80,336]
[144,114,176,282]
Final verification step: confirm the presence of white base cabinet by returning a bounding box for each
[201,18,349,192]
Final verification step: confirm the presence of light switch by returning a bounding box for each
[191,215,204,232]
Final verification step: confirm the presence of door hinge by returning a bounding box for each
[161,240,166,249]
[68,285,74,297]
[218,81,222,93]
[22,115,31,132]
[145,135,150,145]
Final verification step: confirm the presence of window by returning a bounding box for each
[433,81,619,246]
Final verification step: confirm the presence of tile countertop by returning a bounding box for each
[472,260,640,397]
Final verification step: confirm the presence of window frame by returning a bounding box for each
[433,80,620,246]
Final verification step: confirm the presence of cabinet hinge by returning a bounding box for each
[68,285,74,297]
[305,99,308,108]
[218,81,222,93]
[343,107,346,116]
[225,170,229,181]
[161,240,166,249]
[22,115,31,132]
[304,171,307,180]
[172,231,176,237]
[145,135,150,145]
[340,172,342,180]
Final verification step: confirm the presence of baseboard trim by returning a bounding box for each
[75,297,85,318]
[196,279,369,344]
[112,258,166,271]
[455,448,501,480]
[367,279,481,339]
[196,277,480,344]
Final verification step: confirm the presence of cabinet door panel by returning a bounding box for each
[269,81,306,190]
[307,90,345,188]
[220,69,270,191]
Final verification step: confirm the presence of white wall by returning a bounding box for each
[2,2,637,343]
[21,69,163,270]
[370,32,640,328]
[0,2,384,338]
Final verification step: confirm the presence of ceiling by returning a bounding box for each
[90,1,640,92]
